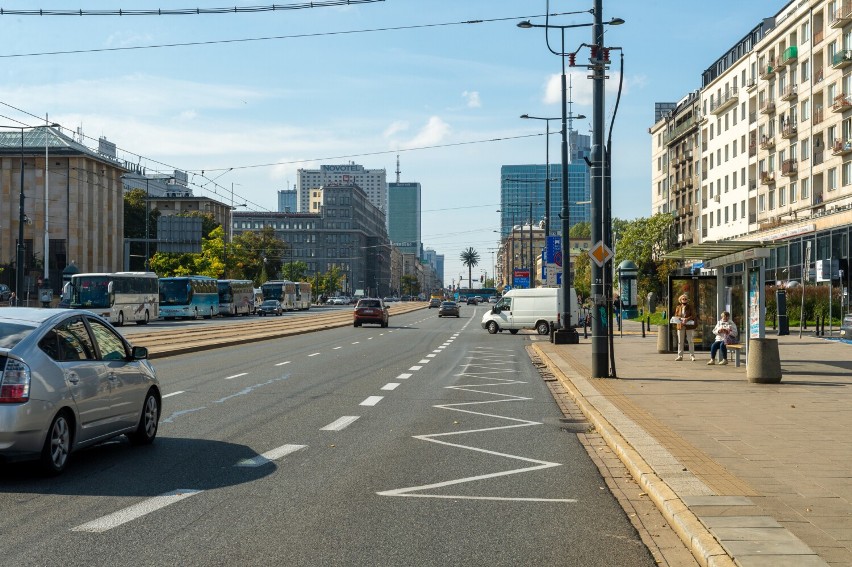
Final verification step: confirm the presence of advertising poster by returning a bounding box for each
[748,267,760,339]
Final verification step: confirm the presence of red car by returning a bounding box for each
[353,298,389,327]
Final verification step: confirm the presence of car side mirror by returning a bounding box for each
[131,346,149,360]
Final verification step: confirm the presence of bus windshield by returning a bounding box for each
[70,276,111,308]
[159,279,191,305]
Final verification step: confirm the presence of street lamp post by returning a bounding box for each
[518,6,623,350]
[17,128,26,303]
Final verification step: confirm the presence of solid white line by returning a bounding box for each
[381,383,400,391]
[225,372,248,380]
[320,416,360,431]
[333,346,342,350]
[397,373,413,380]
[275,361,291,366]
[162,391,184,399]
[309,352,320,357]
[409,365,422,371]
[236,444,307,467]
[360,396,384,406]
[71,489,203,533]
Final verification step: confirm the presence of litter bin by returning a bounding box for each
[39,288,53,308]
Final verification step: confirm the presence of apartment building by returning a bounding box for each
[652,0,852,289]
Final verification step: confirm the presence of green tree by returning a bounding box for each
[569,221,591,239]
[318,266,345,297]
[573,252,591,299]
[148,225,226,277]
[176,210,220,239]
[459,247,480,290]
[613,213,677,304]
[400,274,419,297]
[281,261,308,282]
[230,227,286,285]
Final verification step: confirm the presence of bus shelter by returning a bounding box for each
[664,240,782,382]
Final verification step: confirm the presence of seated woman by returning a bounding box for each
[708,311,737,366]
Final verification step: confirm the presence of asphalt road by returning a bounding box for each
[0,305,656,566]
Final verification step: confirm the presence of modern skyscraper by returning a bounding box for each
[387,181,421,257]
[277,188,297,212]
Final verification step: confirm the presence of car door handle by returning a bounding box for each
[66,372,79,385]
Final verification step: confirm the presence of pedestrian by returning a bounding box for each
[672,293,696,361]
[707,311,737,365]
[9,291,16,306]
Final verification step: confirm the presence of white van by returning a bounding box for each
[480,287,578,335]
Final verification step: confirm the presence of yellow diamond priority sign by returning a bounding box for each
[588,240,613,268]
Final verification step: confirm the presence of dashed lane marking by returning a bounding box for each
[225,372,248,380]
[235,444,307,467]
[309,352,320,357]
[320,416,360,431]
[360,396,384,406]
[409,365,423,371]
[71,489,203,533]
[162,391,184,399]
[381,383,400,391]
[397,373,413,380]
[275,361,291,367]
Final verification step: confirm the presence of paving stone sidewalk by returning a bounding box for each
[532,320,852,567]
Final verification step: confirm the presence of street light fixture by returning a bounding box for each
[520,113,584,239]
[518,3,623,354]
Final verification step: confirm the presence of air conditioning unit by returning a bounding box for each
[714,194,721,203]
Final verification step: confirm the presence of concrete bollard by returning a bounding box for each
[657,324,669,354]
[746,338,782,384]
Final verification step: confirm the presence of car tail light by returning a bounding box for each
[0,358,31,403]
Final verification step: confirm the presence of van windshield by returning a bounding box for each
[497,298,511,310]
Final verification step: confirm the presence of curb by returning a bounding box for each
[531,344,736,567]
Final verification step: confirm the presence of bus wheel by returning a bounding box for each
[117,311,124,327]
[136,310,150,325]
[203,307,213,320]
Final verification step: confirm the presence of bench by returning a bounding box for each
[726,344,745,367]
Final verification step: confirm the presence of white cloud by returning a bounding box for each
[382,120,409,138]
[462,90,481,108]
[398,116,451,150]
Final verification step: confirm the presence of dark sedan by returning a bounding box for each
[258,299,283,316]
[438,301,460,318]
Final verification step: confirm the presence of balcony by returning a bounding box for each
[814,150,824,165]
[749,179,757,191]
[745,77,757,91]
[832,93,852,112]
[662,115,699,147]
[781,46,798,65]
[832,139,852,155]
[684,149,693,161]
[760,99,776,114]
[832,49,852,69]
[814,106,825,124]
[749,110,757,124]
[710,87,739,115]
[780,84,798,101]
[781,159,798,177]
[760,171,775,185]
[830,2,852,28]
[781,123,797,139]
[748,143,757,157]
[814,28,824,44]
[759,135,775,150]
[749,213,757,224]
[760,64,775,80]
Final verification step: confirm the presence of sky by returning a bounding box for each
[0,0,782,283]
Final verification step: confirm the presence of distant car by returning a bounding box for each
[354,298,388,327]
[0,308,161,474]
[0,284,11,302]
[383,297,397,303]
[488,296,498,303]
[474,295,484,303]
[258,299,283,316]
[438,301,460,318]
[467,297,478,305]
[841,314,852,338]
[429,298,442,308]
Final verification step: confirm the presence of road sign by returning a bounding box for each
[588,241,613,268]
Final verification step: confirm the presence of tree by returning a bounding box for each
[573,252,592,299]
[569,221,591,239]
[176,210,220,239]
[400,274,419,297]
[281,261,308,282]
[230,227,286,285]
[148,225,225,277]
[459,247,480,290]
[613,213,677,304]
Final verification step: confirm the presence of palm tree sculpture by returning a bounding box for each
[459,247,480,292]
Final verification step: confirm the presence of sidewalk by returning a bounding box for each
[532,320,852,567]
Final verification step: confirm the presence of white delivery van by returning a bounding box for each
[481,287,579,335]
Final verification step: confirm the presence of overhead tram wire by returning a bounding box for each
[0,1,385,17]
[0,11,583,59]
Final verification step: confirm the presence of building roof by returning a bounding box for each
[663,240,777,266]
[0,126,125,167]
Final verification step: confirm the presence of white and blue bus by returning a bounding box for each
[217,279,255,316]
[261,280,296,311]
[159,275,219,320]
[68,272,159,326]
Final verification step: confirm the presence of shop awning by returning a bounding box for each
[663,240,776,268]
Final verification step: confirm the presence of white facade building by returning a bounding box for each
[297,163,387,215]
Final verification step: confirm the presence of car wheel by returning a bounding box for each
[438,314,442,318]
[128,390,160,445]
[136,310,150,325]
[536,321,550,335]
[509,329,519,335]
[204,307,213,320]
[487,321,499,334]
[117,311,124,327]
[40,411,72,475]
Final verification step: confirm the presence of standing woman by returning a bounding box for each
[673,293,696,361]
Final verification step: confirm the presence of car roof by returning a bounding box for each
[0,307,80,325]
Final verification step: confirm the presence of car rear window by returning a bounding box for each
[358,300,380,308]
[0,322,36,349]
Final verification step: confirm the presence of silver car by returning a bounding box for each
[0,308,161,474]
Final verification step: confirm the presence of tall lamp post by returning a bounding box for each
[17,127,26,303]
[518,5,623,351]
[520,113,584,238]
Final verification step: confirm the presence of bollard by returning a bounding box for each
[647,316,651,332]
[747,338,782,383]
[656,323,669,354]
[641,319,646,338]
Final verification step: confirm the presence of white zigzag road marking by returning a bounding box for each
[377,351,575,503]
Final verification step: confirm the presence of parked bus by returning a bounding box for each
[261,280,296,311]
[68,272,159,326]
[217,279,255,316]
[294,281,312,310]
[159,275,219,320]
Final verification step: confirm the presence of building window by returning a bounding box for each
[802,178,810,199]
[844,161,852,186]
[724,207,729,223]
[732,204,737,221]
[780,184,786,207]
[828,167,837,191]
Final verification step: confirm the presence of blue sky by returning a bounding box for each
[0,0,780,281]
